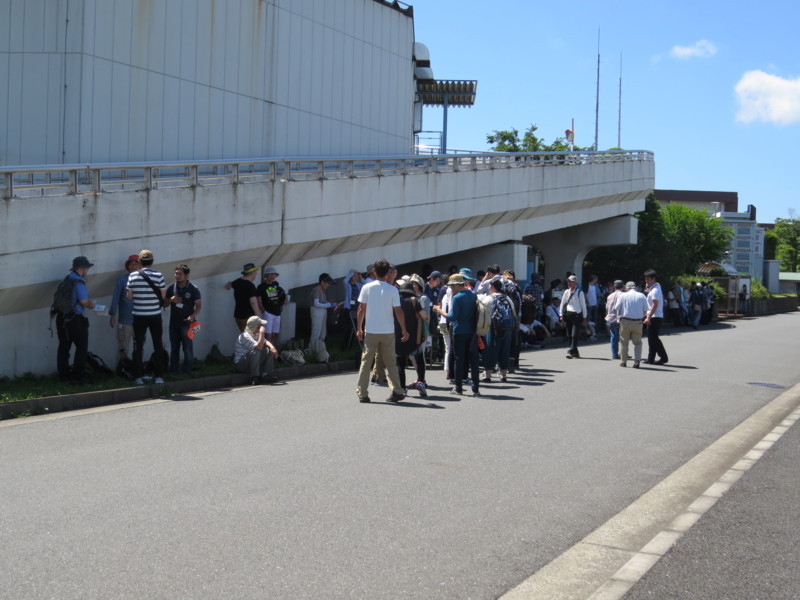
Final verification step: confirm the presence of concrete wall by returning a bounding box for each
[0,157,654,376]
[0,0,415,165]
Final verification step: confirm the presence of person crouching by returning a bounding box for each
[234,316,279,385]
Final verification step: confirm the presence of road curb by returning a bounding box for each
[500,382,800,600]
[0,359,359,421]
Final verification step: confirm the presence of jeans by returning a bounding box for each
[646,317,668,363]
[608,322,620,358]
[133,314,165,378]
[482,327,512,372]
[169,320,194,373]
[453,333,480,393]
[56,313,89,381]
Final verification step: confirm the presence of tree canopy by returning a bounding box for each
[583,194,734,283]
[486,124,588,153]
[773,216,800,272]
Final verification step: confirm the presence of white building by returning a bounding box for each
[715,205,765,278]
[0,0,420,166]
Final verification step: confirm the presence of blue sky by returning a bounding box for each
[412,0,800,223]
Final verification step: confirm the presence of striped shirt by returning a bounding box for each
[127,268,166,316]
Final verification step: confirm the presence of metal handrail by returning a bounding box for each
[0,150,654,200]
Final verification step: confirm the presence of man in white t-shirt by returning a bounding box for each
[355,258,408,403]
[644,269,669,365]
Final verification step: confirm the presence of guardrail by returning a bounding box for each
[0,150,654,200]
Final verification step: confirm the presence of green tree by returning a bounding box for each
[486,124,586,152]
[660,202,734,276]
[764,229,778,260]
[773,217,800,272]
[584,195,734,283]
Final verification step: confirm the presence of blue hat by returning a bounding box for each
[459,268,475,281]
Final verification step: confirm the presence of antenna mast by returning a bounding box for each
[617,54,622,148]
[594,30,600,151]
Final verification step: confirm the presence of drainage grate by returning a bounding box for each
[746,382,786,389]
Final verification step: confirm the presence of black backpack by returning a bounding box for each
[51,275,77,317]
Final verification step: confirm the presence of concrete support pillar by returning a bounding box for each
[532,216,638,284]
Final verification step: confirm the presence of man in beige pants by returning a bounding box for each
[355,259,408,403]
[615,281,649,368]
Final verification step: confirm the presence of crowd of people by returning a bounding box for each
[51,251,719,393]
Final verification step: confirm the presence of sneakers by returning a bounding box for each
[358,395,371,403]
[416,381,427,398]
[449,387,463,395]
[471,387,481,397]
[371,379,388,387]
[134,378,144,385]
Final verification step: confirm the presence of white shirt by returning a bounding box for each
[560,286,587,316]
[587,284,598,307]
[647,282,664,318]
[616,290,649,320]
[358,280,400,334]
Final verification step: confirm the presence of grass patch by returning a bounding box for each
[0,361,236,404]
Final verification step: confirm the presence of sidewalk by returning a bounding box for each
[617,406,800,599]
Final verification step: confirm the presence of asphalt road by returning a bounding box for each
[2,313,799,600]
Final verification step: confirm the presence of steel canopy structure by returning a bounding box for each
[418,80,478,153]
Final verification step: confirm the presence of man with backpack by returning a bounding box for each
[560,275,587,359]
[127,249,167,385]
[53,256,96,384]
[481,279,517,383]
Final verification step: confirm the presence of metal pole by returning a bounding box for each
[441,91,449,154]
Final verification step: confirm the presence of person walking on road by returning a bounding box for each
[560,275,587,359]
[616,281,649,368]
[355,259,409,403]
[644,269,669,365]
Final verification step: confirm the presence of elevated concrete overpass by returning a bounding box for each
[0,150,654,376]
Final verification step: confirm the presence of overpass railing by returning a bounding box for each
[0,150,653,200]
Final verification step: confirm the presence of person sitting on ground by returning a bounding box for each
[545,296,564,333]
[234,316,279,385]
[519,318,551,348]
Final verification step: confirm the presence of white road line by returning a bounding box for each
[501,385,800,600]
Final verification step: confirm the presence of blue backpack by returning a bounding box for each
[491,295,514,331]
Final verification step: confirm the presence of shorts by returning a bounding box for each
[262,312,281,335]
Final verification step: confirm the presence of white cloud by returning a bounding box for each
[670,39,717,59]
[735,70,800,125]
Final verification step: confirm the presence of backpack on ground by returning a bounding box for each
[85,352,113,376]
[51,275,77,317]
[117,356,136,380]
[475,295,492,336]
[491,295,515,332]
